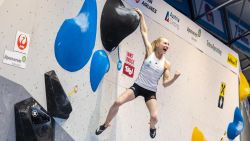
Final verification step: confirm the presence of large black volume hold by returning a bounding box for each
[45,70,72,119]
[15,97,55,141]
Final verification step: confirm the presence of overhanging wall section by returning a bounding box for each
[0,0,119,140]
[0,0,240,140]
[113,0,240,140]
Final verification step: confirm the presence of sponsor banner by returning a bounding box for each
[124,0,239,74]
[123,63,135,78]
[125,51,135,65]
[203,31,239,73]
[202,33,224,58]
[125,0,182,35]
[125,0,204,47]
[3,50,27,69]
[184,25,205,50]
[123,51,135,78]
[134,0,158,14]
[206,40,222,56]
[14,31,30,54]
[164,11,180,31]
[227,53,238,68]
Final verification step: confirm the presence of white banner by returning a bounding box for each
[124,0,239,74]
[3,50,27,69]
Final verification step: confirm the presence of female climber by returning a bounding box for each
[96,8,181,138]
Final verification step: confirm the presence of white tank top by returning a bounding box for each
[135,52,165,92]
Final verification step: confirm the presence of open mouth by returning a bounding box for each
[163,48,167,51]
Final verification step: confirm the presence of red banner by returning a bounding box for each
[123,63,134,78]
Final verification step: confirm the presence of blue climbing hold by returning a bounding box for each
[55,0,97,72]
[227,107,244,140]
[90,50,110,92]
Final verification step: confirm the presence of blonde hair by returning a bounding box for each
[151,37,165,51]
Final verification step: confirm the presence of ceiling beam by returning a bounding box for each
[188,0,196,20]
[222,8,232,47]
[229,30,250,45]
[242,63,250,71]
[195,0,242,21]
[233,0,247,38]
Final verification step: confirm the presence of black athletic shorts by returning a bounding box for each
[129,83,156,102]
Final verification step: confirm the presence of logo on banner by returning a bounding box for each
[165,11,180,30]
[123,52,135,78]
[227,53,238,68]
[123,63,135,78]
[3,50,27,69]
[14,31,30,54]
[141,0,157,14]
[135,0,140,3]
[218,82,226,109]
[17,34,28,50]
[187,27,201,42]
[206,40,222,56]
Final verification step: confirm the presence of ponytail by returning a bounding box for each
[151,40,157,51]
[151,37,164,51]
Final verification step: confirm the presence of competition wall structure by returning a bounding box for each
[0,0,240,141]
[115,0,240,141]
[0,0,118,141]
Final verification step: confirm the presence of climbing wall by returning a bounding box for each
[116,19,239,140]
[0,0,119,141]
[114,0,240,141]
[0,0,241,141]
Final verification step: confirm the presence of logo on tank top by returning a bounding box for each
[145,60,152,67]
